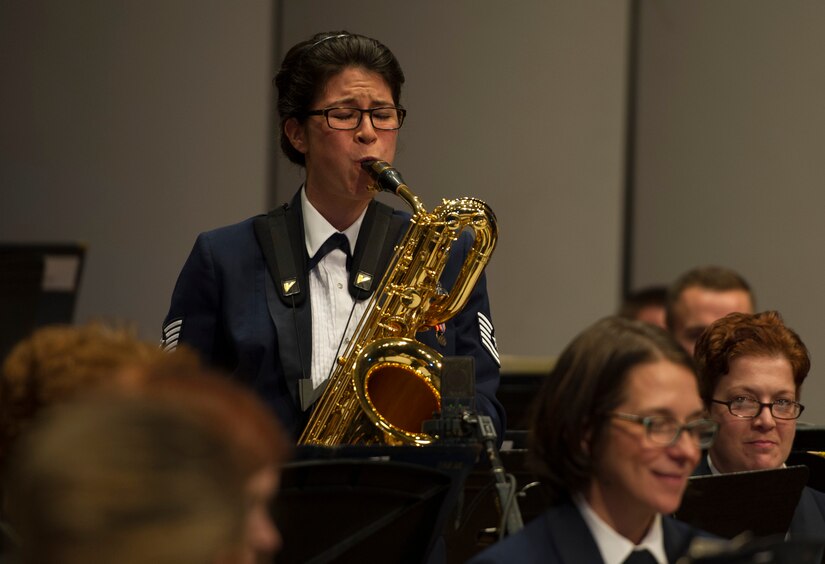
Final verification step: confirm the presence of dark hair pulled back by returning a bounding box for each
[275,31,405,166]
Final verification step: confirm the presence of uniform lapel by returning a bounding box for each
[790,487,825,540]
[546,501,605,563]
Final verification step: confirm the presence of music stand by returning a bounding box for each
[787,452,825,494]
[273,444,478,564]
[789,425,825,493]
[0,243,86,361]
[794,425,825,452]
[675,466,809,539]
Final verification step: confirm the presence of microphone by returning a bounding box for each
[420,356,524,539]
[421,356,476,441]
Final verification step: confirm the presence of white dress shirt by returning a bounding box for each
[574,494,668,564]
[301,188,370,389]
[706,453,785,475]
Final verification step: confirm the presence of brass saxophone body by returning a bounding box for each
[298,161,498,446]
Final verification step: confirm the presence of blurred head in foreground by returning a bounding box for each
[4,396,247,564]
[136,370,290,563]
[0,322,199,466]
[1,322,290,563]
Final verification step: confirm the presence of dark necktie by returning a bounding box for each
[623,549,658,564]
[308,233,351,271]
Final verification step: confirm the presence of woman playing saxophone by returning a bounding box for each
[162,31,505,443]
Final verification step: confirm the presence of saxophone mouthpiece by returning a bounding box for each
[361,160,380,192]
[361,160,407,195]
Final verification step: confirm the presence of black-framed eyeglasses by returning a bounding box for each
[610,412,718,449]
[711,397,804,420]
[305,107,406,130]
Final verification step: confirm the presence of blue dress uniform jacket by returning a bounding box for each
[162,192,505,440]
[467,500,706,564]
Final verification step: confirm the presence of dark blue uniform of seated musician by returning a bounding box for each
[693,311,825,543]
[469,317,717,564]
[162,31,504,441]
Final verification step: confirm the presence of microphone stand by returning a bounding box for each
[423,410,524,539]
[421,355,523,540]
[462,412,524,539]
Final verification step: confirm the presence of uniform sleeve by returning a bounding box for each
[455,269,506,442]
[449,232,506,442]
[162,233,231,368]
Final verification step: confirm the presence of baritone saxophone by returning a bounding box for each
[298,160,498,446]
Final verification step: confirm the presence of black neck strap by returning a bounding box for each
[348,199,394,299]
[254,192,406,308]
[253,192,307,307]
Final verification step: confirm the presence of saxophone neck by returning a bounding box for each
[395,185,426,215]
[362,160,426,215]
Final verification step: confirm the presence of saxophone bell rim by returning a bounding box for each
[352,337,442,446]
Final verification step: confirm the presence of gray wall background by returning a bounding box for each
[0,0,274,344]
[631,0,825,423]
[2,1,823,422]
